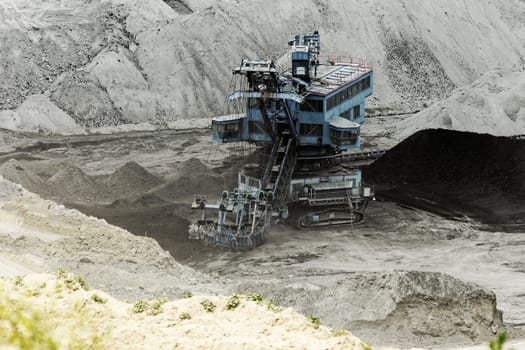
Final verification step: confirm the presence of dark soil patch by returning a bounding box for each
[365,129,525,230]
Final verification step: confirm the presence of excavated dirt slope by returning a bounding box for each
[365,129,525,231]
[1,0,525,134]
[0,174,218,300]
[395,71,525,139]
[236,271,503,348]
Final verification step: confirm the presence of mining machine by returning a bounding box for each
[189,31,376,249]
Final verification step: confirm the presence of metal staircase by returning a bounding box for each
[263,130,297,206]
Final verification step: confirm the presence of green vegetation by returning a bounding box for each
[13,275,24,286]
[56,269,88,291]
[24,288,40,297]
[91,294,107,304]
[132,300,148,314]
[132,298,167,315]
[361,342,373,350]
[266,299,281,312]
[200,299,216,312]
[226,294,241,310]
[307,315,320,329]
[182,292,193,298]
[245,292,264,304]
[179,312,192,320]
[489,331,515,350]
[0,293,58,350]
[331,329,349,337]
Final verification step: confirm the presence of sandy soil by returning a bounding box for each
[0,174,220,300]
[395,71,525,139]
[0,273,370,350]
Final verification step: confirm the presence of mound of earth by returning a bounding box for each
[396,71,525,139]
[152,158,224,200]
[1,159,163,205]
[94,161,163,200]
[235,270,503,348]
[365,129,525,228]
[0,175,215,299]
[47,162,100,203]
[0,159,50,196]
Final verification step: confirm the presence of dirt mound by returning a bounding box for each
[235,270,503,348]
[50,71,123,128]
[47,163,99,203]
[152,158,224,201]
[1,159,163,205]
[365,129,525,228]
[0,159,49,195]
[0,175,215,299]
[94,161,163,200]
[396,71,525,139]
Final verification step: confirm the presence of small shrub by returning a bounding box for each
[489,331,515,350]
[24,289,40,297]
[331,329,349,337]
[183,292,192,298]
[361,342,373,350]
[56,269,88,291]
[307,315,320,329]
[148,298,167,316]
[132,300,148,314]
[91,294,107,304]
[132,299,167,315]
[226,294,241,310]
[179,312,192,320]
[266,300,281,312]
[0,293,58,350]
[200,299,216,312]
[13,276,23,287]
[245,292,263,304]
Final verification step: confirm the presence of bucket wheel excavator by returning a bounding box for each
[189,31,378,249]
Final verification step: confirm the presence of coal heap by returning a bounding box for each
[365,129,525,229]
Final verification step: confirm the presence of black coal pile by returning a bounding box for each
[365,129,525,229]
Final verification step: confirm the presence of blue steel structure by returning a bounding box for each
[190,31,375,249]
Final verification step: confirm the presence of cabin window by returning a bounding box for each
[353,105,361,119]
[330,128,359,146]
[212,121,240,140]
[363,76,371,89]
[352,83,358,97]
[300,99,323,112]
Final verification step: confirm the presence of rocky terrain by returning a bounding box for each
[1,0,525,349]
[1,0,525,134]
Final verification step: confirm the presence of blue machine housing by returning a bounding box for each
[211,32,373,157]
